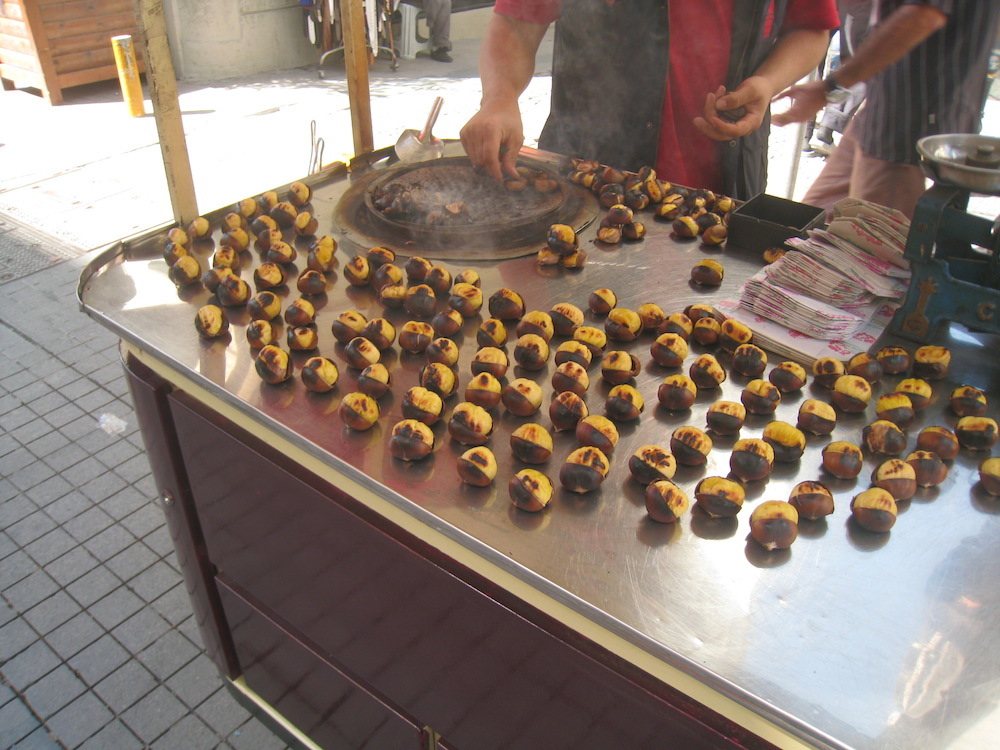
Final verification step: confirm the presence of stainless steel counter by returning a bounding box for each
[79,145,1000,750]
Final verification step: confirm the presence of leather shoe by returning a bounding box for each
[430,47,453,63]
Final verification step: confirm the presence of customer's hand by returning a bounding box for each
[461,100,524,182]
[771,80,828,127]
[694,78,773,140]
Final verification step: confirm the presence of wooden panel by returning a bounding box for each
[219,581,426,750]
[42,11,137,41]
[51,47,116,74]
[0,1,25,22]
[0,63,44,87]
[57,63,126,89]
[38,0,135,22]
[0,36,37,59]
[0,47,43,73]
[0,18,30,38]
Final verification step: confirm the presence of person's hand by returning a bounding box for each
[693,78,773,141]
[460,99,524,182]
[771,80,828,127]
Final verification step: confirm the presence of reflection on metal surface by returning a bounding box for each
[79,150,1000,750]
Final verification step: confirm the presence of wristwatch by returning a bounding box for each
[823,74,851,104]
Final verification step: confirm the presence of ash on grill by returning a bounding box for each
[371,165,563,226]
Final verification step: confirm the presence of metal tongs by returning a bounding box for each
[395,96,445,163]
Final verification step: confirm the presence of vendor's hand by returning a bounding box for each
[771,80,828,127]
[693,78,773,141]
[460,100,524,182]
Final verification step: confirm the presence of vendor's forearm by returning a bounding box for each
[752,28,832,97]
[829,5,947,89]
[478,15,549,106]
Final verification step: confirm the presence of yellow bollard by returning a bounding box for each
[111,35,146,117]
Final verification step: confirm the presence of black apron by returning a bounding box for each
[538,0,789,200]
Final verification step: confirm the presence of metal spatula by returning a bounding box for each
[395,96,445,163]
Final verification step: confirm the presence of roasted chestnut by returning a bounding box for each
[246,320,274,349]
[875,392,915,427]
[600,350,641,385]
[831,375,872,413]
[576,414,619,454]
[703,400,744,436]
[401,386,444,425]
[510,423,554,464]
[872,458,917,501]
[741,379,781,415]
[284,297,316,327]
[554,340,593,370]
[645,480,690,523]
[950,385,988,417]
[488,288,525,320]
[402,284,436,318]
[550,390,588,431]
[605,203,633,225]
[502,378,543,416]
[749,501,798,551]
[217,274,251,307]
[221,228,251,253]
[797,398,837,435]
[812,357,845,389]
[343,336,381,369]
[340,391,380,431]
[732,344,768,378]
[905,450,948,486]
[650,333,689,368]
[768,361,807,393]
[955,416,998,451]
[360,318,396,350]
[168,255,202,286]
[233,197,259,221]
[508,469,554,512]
[850,488,897,532]
[718,319,752,352]
[628,445,677,485]
[293,211,318,237]
[301,357,340,393]
[296,269,327,295]
[788,481,834,520]
[187,216,212,239]
[861,420,907,456]
[729,438,774,482]
[979,457,1000,496]
[588,288,617,315]
[689,353,726,389]
[915,425,959,459]
[516,310,555,341]
[659,312,693,340]
[379,283,407,308]
[551,361,590,396]
[896,378,933,410]
[201,266,234,294]
[431,308,464,338]
[306,237,337,268]
[405,256,432,283]
[457,446,498,487]
[690,259,724,286]
[477,318,508,348]
[455,268,481,288]
[357,363,390,398]
[288,180,312,207]
[605,308,642,342]
[212,246,239,270]
[254,263,286,291]
[366,245,395,268]
[399,320,435,354]
[672,216,699,238]
[286,325,319,351]
[264,240,296,265]
[560,446,610,493]
[194,305,229,339]
[821,441,863,479]
[448,283,483,318]
[670,425,713,466]
[424,266,453,295]
[701,224,728,246]
[762,421,806,462]
[269,201,298,228]
[913,345,950,380]
[344,255,371,286]
[389,418,434,460]
[684,303,719,323]
[691,317,722,346]
[331,310,367,344]
[513,333,550,371]
[657,374,698,412]
[448,402,494,446]
[471,347,509,378]
[550,302,584,336]
[847,352,883,383]
[694,476,744,517]
[420,362,458,398]
[574,326,608,358]
[605,384,644,421]
[875,346,910,375]
[423,338,458,368]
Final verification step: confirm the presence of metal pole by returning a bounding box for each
[111,35,146,117]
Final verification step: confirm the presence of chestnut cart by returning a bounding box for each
[79,146,1000,750]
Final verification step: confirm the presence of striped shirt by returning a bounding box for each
[856,0,1000,165]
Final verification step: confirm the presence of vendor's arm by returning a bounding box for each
[772,4,947,127]
[460,14,549,182]
[695,27,832,140]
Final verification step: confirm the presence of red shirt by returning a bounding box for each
[494,0,839,192]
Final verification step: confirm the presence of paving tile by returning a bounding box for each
[166,653,224,710]
[3,404,36,431]
[99,485,147,520]
[24,474,73,507]
[67,634,129,686]
[56,377,99,403]
[0,431,19,457]
[2,369,34,393]
[7,460,56,493]
[72,389,116,416]
[111,607,171,653]
[228,718,291,750]
[40,442,89,473]
[0,597,17,626]
[76,720,143,750]
[0,697,42,748]
[40,402,87,430]
[11,381,51,405]
[23,525,77,565]
[58,457,107,490]
[24,390,69,419]
[0,495,37,527]
[64,507,116,545]
[23,664,88,719]
[143,525,174,557]
[129,559,180,603]
[153,714,220,750]
[0,530,17,560]
[0,549,38,591]
[196,686,253,737]
[44,546,100,587]
[81,522,134,560]
[0,616,41,662]
[12,726,62,750]
[112,454,152,486]
[66,567,122,609]
[42,491,91,524]
[94,660,157,713]
[42,364,83,391]
[23,430,70,460]
[3,569,58,611]
[136,629,199,681]
[10,418,54,446]
[45,691,113,749]
[119,504,164,540]
[79,472,127,504]
[104,541,157,582]
[121,685,189,745]
[22,590,82,635]
[45,611,104,660]
[1,640,60,692]
[151,582,193,626]
[87,587,143,630]
[93,438,141,470]
[6,510,58,547]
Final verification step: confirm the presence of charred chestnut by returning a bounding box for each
[255,345,293,385]
[286,325,319,351]
[401,386,444,425]
[405,256,432,283]
[307,237,337,272]
[551,361,590,396]
[916,425,959,460]
[357,362,390,398]
[671,425,713,466]
[749,501,798,551]
[502,378,543,416]
[254,263,287,291]
[288,180,312,207]
[847,352,883,383]
[691,317,722,346]
[389,418,434,460]
[301,357,340,393]
[769,361,807,393]
[471,347,509,378]
[343,337,381,369]
[217,274,252,306]
[549,302,584,336]
[477,318,508,348]
[821,441,863,479]
[762,421,806,462]
[514,333,550,371]
[246,320,274,349]
[872,458,917,501]
[732,344,767,378]
[629,445,677,485]
[955,416,998,451]
[741,379,781,415]
[457,446,498,487]
[672,216,699,238]
[449,283,484,318]
[658,374,698,412]
[344,255,372,286]
[850,488,897,532]
[876,346,910,375]
[659,312,693,340]
[788,481,834,520]
[168,255,202,287]
[605,384,644,421]
[284,297,316,327]
[194,305,229,339]
[718,319,753,352]
[508,469,554,512]
[425,337,459,367]
[644,481,690,523]
[379,283,407,309]
[331,310,366,344]
[550,390,589,432]
[729,438,774,482]
[510,423,554,464]
[694,476,744,517]
[264,240,296,265]
[576,414,619,454]
[360,318,396,350]
[950,385,988,417]
[366,245,395,268]
[690,259,724,287]
[812,357,845,389]
[448,402,494,446]
[424,266,453,295]
[399,320,435,354]
[372,262,403,291]
[601,350,641,385]
[560,446,610,493]
[689,353,726,389]
[420,362,458,398]
[861,420,907,456]
[488,288,525,320]
[431,308,463,338]
[650,333,689,368]
[296,269,327,295]
[913,345,951,380]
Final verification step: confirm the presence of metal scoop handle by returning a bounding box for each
[419,97,444,143]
